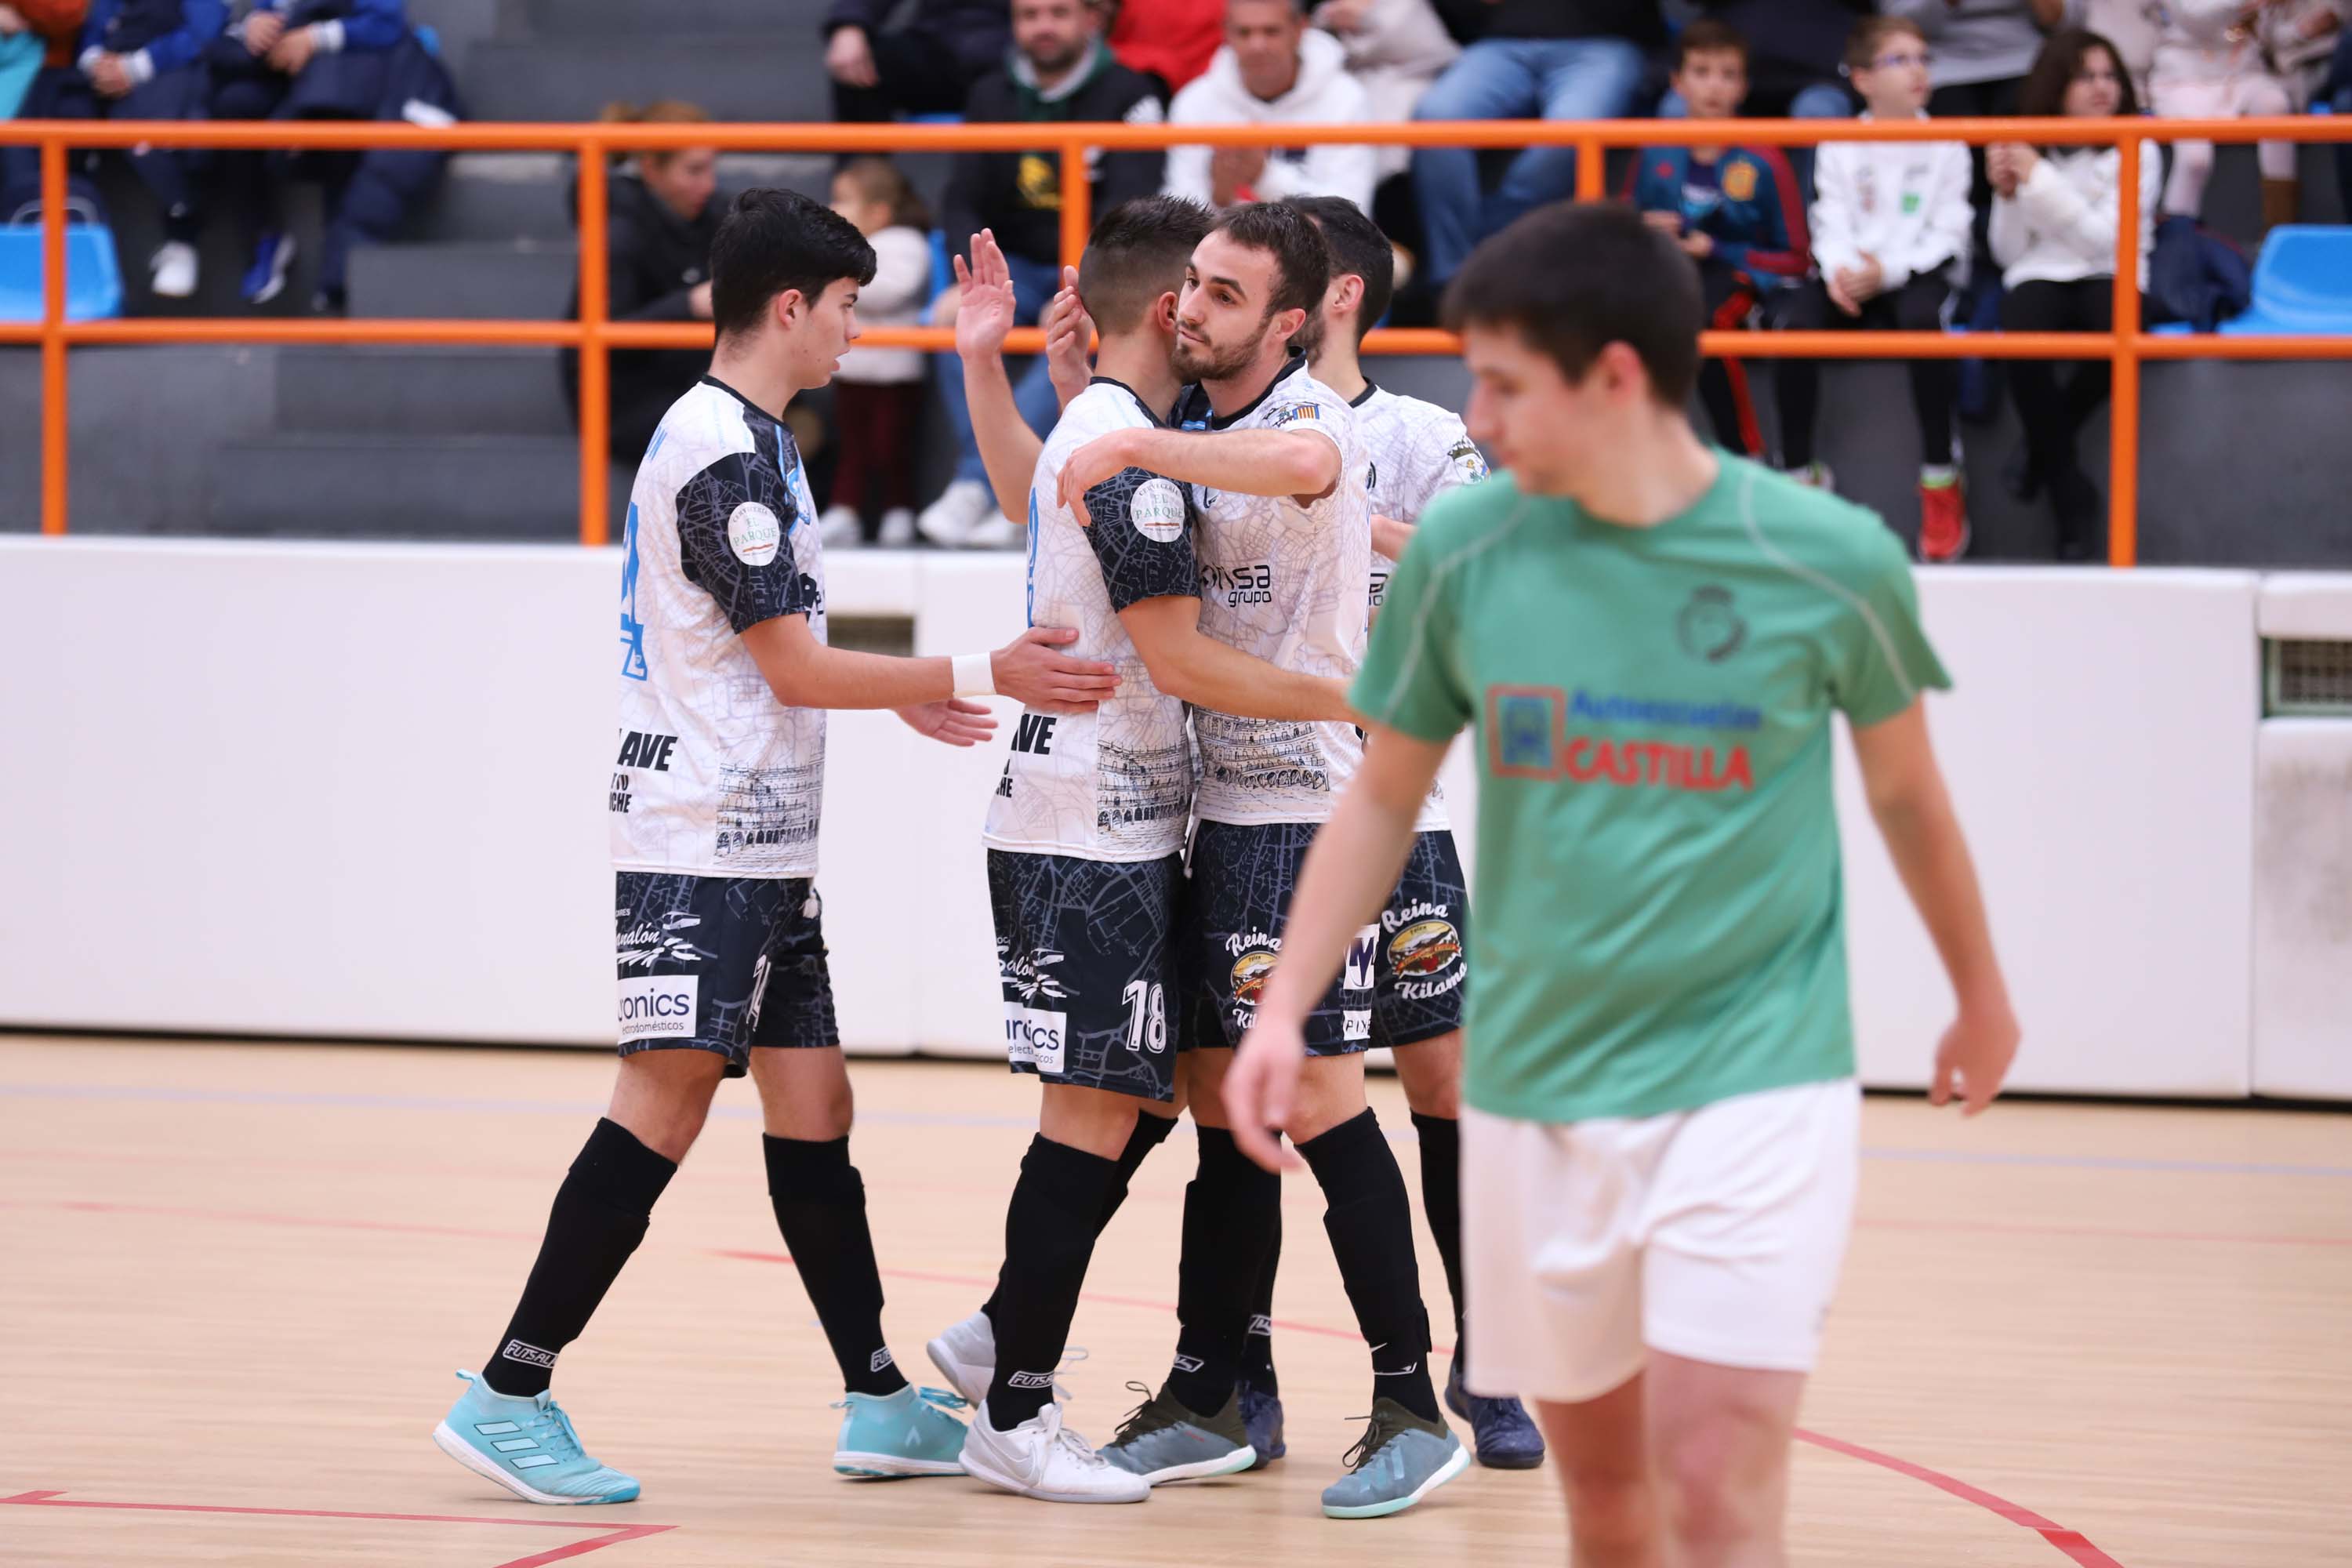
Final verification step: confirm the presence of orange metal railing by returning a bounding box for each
[3,114,2349,563]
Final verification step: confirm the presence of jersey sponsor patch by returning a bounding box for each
[1344,924,1381,993]
[618,973,699,1042]
[1722,160,1758,201]
[1129,476,1187,542]
[1269,402,1319,427]
[728,500,782,565]
[1003,1003,1069,1075]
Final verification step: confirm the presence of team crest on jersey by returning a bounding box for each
[1722,160,1758,202]
[1228,944,1280,1004]
[1676,586,1748,663]
[1130,477,1187,542]
[1447,439,1490,483]
[728,501,782,566]
[1388,918,1461,978]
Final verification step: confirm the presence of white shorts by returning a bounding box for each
[1461,1078,1860,1405]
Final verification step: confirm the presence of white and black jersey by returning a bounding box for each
[983,377,1200,862]
[1174,356,1370,826]
[1354,380,1487,836]
[612,376,827,879]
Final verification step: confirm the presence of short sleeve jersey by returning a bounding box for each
[1355,380,1490,835]
[1174,356,1371,826]
[612,377,827,878]
[1353,456,1951,1124]
[984,379,1200,862]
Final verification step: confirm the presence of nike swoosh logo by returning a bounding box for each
[1373,1364,1419,1375]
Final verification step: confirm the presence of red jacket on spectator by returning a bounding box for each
[1110,0,1222,95]
[18,0,91,67]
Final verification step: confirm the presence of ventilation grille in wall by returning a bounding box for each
[2267,640,2352,716]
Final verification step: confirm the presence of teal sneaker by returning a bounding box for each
[1099,1381,1258,1485]
[431,1370,640,1504]
[833,1385,971,1478]
[1319,1398,1470,1520]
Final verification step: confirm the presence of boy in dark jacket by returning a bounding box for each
[1630,20,1809,465]
[918,0,1164,547]
[5,0,222,299]
[824,0,1009,122]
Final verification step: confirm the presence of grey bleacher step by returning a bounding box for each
[411,152,838,244]
[205,434,580,540]
[515,0,833,38]
[462,34,832,125]
[272,345,571,436]
[347,239,577,320]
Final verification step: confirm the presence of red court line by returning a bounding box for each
[25,1200,2134,1566]
[0,1490,674,1568]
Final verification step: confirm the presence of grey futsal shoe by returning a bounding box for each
[1099,1382,1258,1485]
[1320,1397,1471,1519]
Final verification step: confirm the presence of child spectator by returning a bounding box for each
[1770,14,1976,560]
[1630,20,1810,465]
[2149,0,2300,228]
[823,157,932,549]
[1988,29,2161,561]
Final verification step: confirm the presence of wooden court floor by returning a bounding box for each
[2,1034,2347,1567]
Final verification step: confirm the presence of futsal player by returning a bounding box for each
[929,198,1370,1504]
[1052,201,1469,1519]
[1214,192,1541,1472]
[1225,201,2021,1564]
[428,188,1122,1506]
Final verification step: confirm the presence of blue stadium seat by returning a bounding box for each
[2219,225,2352,334]
[0,224,125,321]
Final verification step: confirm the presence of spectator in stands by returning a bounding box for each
[1632,21,1811,466]
[0,3,87,122]
[1313,0,1458,183]
[1165,0,1377,212]
[2149,0,2303,228]
[561,101,720,466]
[1988,29,2160,560]
[2327,25,2352,219]
[5,0,221,299]
[923,0,1162,546]
[1772,13,1975,559]
[1408,0,1658,289]
[1667,0,1864,196]
[206,0,421,309]
[2259,0,2345,107]
[1102,0,1223,96]
[825,0,1010,124]
[1879,0,2073,116]
[823,157,932,549]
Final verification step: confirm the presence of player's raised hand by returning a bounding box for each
[1055,430,1138,524]
[952,230,1019,362]
[992,626,1118,713]
[1929,996,2020,1116]
[1225,1018,1308,1172]
[894,699,996,747]
[1043,267,1095,412]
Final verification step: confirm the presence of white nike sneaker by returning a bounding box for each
[150,241,198,300]
[876,506,916,547]
[819,504,862,548]
[916,479,993,546]
[926,1309,994,1408]
[961,1398,1148,1504]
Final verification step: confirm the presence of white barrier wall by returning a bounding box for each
[0,538,2319,1098]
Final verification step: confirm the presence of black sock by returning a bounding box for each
[763,1134,908,1397]
[1296,1109,1439,1422]
[986,1135,1120,1428]
[1238,1203,1280,1394]
[1167,1127,1280,1416]
[485,1118,677,1397]
[1410,1111,1467,1362]
[981,1112,1172,1325]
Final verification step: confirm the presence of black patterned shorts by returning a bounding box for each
[1182,822,1469,1056]
[987,849,1185,1103]
[614,871,839,1076]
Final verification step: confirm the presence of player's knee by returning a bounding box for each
[1395,1032,1463,1118]
[1285,1055,1368,1142]
[610,1055,724,1160]
[749,1047,855,1140]
[1039,1083,1141,1159]
[1655,1420,1775,1550]
[1558,1461,1656,1549]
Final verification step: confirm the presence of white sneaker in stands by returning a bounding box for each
[150,241,198,299]
[916,479,994,546]
[964,510,1020,549]
[960,1397,1148,1504]
[819,505,862,548]
[877,506,916,547]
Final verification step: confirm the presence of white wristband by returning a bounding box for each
[951,652,996,698]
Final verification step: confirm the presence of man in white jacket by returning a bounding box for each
[1164,0,1377,213]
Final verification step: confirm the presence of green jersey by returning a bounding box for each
[1352,455,1950,1124]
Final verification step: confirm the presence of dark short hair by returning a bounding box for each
[1205,200,1330,324]
[1845,14,1924,73]
[2017,28,2140,119]
[709,187,876,344]
[1287,194,1392,344]
[1440,201,1700,406]
[1675,18,1748,70]
[1078,194,1214,335]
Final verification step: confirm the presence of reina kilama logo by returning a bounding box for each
[1677,586,1748,663]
